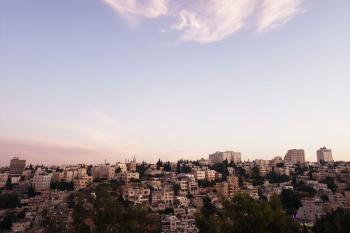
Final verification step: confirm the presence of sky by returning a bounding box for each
[0,0,349,165]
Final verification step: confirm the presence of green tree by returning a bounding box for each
[156,159,163,169]
[0,213,16,230]
[312,209,350,233]
[0,193,20,209]
[267,173,291,183]
[220,194,273,233]
[164,161,172,171]
[321,177,337,192]
[251,166,264,186]
[5,177,13,190]
[280,190,301,215]
[196,194,299,233]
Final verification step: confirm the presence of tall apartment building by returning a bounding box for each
[32,173,52,191]
[284,149,305,164]
[92,165,115,180]
[216,175,239,198]
[9,157,26,176]
[209,151,241,164]
[317,147,333,163]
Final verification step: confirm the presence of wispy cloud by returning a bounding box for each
[256,0,305,32]
[102,0,307,43]
[102,0,168,24]
[172,0,256,43]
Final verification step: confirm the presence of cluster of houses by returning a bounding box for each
[0,147,350,232]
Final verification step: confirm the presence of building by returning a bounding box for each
[161,208,197,233]
[192,169,205,180]
[115,171,139,182]
[11,219,31,233]
[216,176,239,198]
[296,198,325,223]
[209,151,241,164]
[317,147,333,163]
[92,165,115,180]
[151,188,174,209]
[126,156,137,172]
[205,169,216,181]
[32,173,52,191]
[0,173,8,188]
[73,176,93,190]
[122,183,150,205]
[177,176,198,195]
[116,162,128,173]
[9,157,26,176]
[284,149,305,164]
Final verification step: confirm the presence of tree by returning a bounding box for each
[136,162,148,178]
[28,186,39,197]
[0,213,16,230]
[280,190,301,215]
[313,209,350,233]
[268,195,300,233]
[220,194,273,233]
[251,166,264,186]
[321,177,337,192]
[211,162,229,179]
[267,173,291,183]
[181,165,192,173]
[198,179,216,188]
[156,159,163,169]
[71,184,160,233]
[196,197,219,233]
[196,194,299,233]
[5,177,13,190]
[0,193,20,209]
[163,162,172,171]
[173,183,180,195]
[50,181,74,191]
[295,181,316,195]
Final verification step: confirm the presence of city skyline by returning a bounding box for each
[1,0,350,165]
[0,146,339,166]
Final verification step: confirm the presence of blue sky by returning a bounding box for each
[0,0,349,165]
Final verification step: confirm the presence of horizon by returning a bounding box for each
[1,0,350,165]
[0,146,344,167]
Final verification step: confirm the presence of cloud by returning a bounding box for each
[102,0,168,23]
[102,0,307,43]
[172,0,256,43]
[256,0,305,32]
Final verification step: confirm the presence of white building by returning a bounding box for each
[317,147,333,163]
[296,199,325,223]
[32,173,52,191]
[115,171,139,182]
[209,151,241,164]
[284,149,305,164]
[192,169,205,180]
[205,169,216,181]
[116,162,128,173]
[122,184,150,205]
[11,219,31,233]
[0,173,8,188]
[92,165,115,180]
